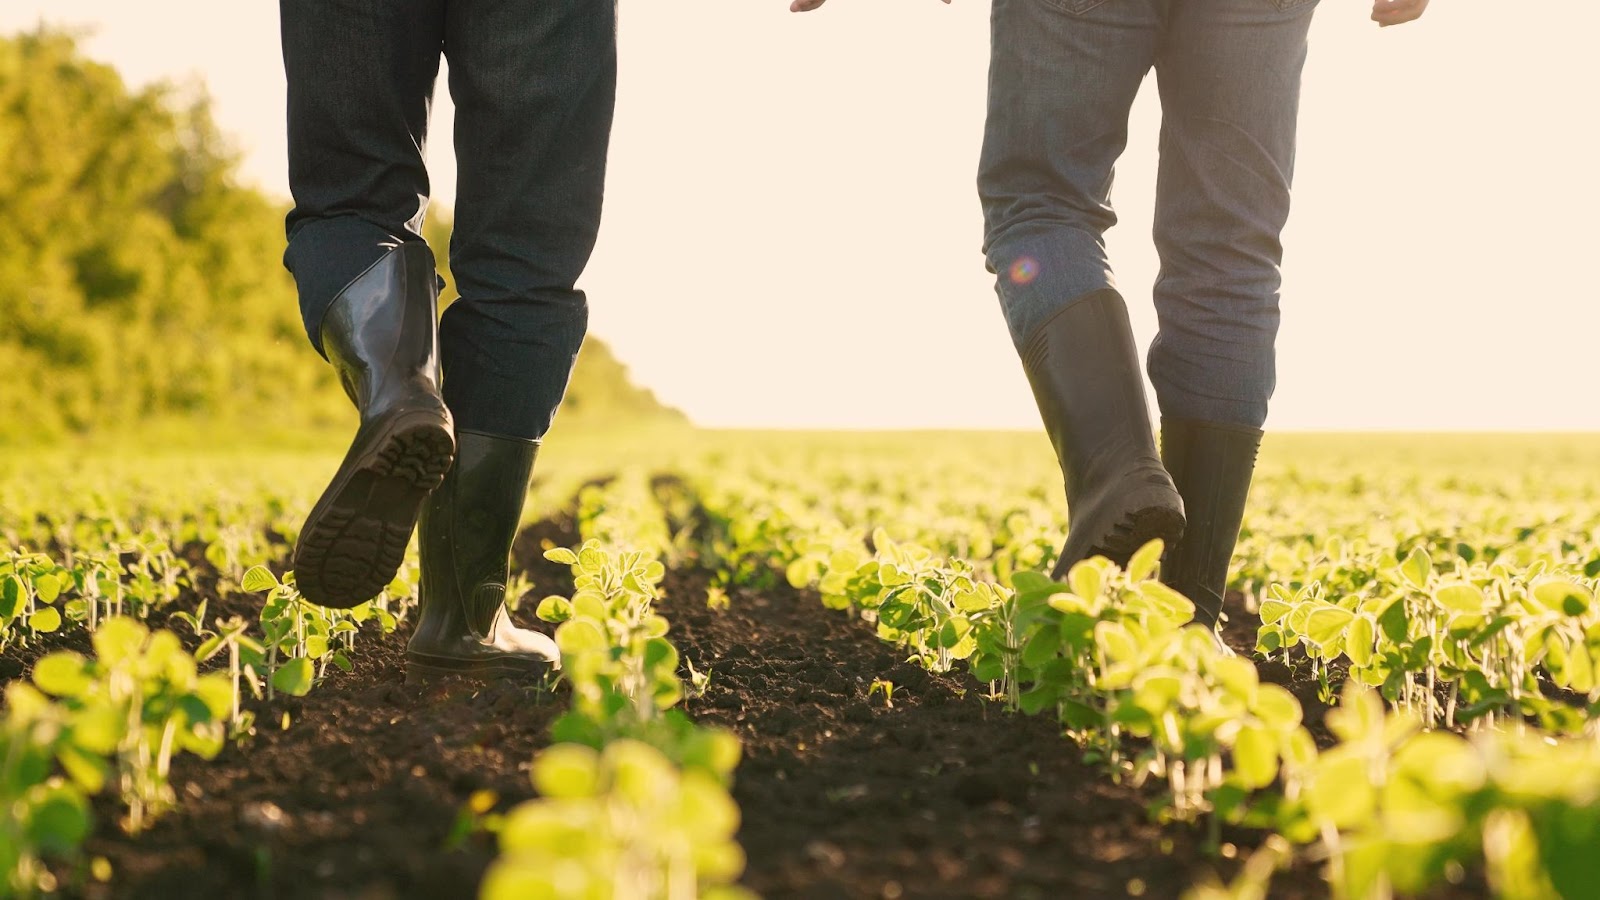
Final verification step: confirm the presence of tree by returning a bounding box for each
[0,28,680,446]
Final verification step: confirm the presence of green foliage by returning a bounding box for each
[0,28,344,443]
[483,741,752,900]
[2,617,231,895]
[490,474,746,900]
[0,28,682,447]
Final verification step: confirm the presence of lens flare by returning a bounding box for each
[1008,256,1040,285]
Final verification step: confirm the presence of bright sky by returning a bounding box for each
[4,2,1598,430]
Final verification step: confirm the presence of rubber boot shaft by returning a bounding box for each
[1159,418,1263,629]
[321,242,447,422]
[407,431,560,682]
[1021,289,1185,578]
[293,243,455,609]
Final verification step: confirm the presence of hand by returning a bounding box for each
[1371,0,1428,27]
[791,0,951,11]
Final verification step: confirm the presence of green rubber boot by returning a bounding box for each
[406,430,559,683]
[1021,289,1187,579]
[1159,418,1263,633]
[294,243,455,609]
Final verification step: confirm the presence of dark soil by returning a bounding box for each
[79,629,565,900]
[659,567,1330,900]
[15,518,1490,899]
[65,515,582,900]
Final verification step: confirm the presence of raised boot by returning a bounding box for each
[294,243,456,608]
[1159,419,1263,631]
[1023,289,1186,579]
[406,431,560,684]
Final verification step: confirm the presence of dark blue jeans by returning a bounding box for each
[281,0,616,441]
[980,0,1317,429]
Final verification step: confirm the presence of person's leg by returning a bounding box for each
[281,0,457,609]
[280,0,445,354]
[980,0,1184,576]
[980,0,1158,346]
[439,0,618,442]
[1149,0,1318,627]
[406,0,617,680]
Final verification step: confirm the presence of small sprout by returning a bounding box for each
[868,679,896,709]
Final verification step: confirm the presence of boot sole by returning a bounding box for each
[1054,484,1186,578]
[1088,503,1187,568]
[404,652,555,685]
[294,410,455,609]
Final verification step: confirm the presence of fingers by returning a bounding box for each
[1371,0,1428,27]
[791,0,949,11]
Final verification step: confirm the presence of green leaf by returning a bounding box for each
[1253,684,1303,731]
[1303,607,1355,649]
[1137,582,1195,624]
[1534,581,1593,617]
[532,744,600,799]
[1400,547,1432,590]
[577,546,604,574]
[1068,560,1103,605]
[1259,598,1293,625]
[1021,625,1060,668]
[877,562,911,588]
[1345,614,1375,667]
[1212,656,1260,699]
[28,606,62,634]
[1009,570,1054,595]
[1305,747,1376,828]
[0,574,23,621]
[241,565,279,593]
[543,547,580,565]
[1327,686,1385,745]
[536,595,573,623]
[305,634,330,660]
[24,783,91,854]
[1125,539,1164,583]
[57,745,110,794]
[938,616,972,651]
[555,620,607,656]
[1233,724,1279,790]
[71,706,124,755]
[271,657,315,697]
[1434,582,1485,614]
[33,652,90,696]
[34,573,62,604]
[1378,596,1409,643]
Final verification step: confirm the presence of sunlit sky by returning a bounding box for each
[5,2,1598,430]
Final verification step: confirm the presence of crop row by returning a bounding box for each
[484,470,750,900]
[682,464,1600,900]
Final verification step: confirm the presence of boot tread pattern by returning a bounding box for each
[1087,504,1187,568]
[294,421,454,608]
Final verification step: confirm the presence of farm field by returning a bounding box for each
[4,430,1599,900]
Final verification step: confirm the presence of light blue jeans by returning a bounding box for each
[980,0,1318,429]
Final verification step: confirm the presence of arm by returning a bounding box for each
[1372,0,1429,27]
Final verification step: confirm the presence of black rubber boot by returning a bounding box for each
[294,243,455,609]
[1159,418,1263,631]
[406,431,560,684]
[1023,289,1186,579]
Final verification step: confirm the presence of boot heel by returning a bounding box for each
[1094,502,1187,566]
[294,410,456,610]
[370,411,456,491]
